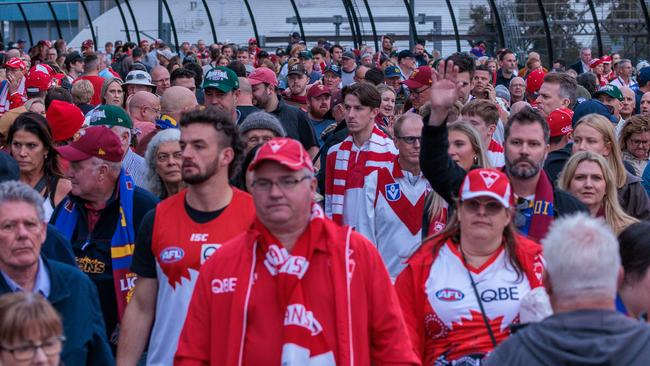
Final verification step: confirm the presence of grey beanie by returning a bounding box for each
[239,111,287,137]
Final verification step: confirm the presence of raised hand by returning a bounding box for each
[427,59,460,126]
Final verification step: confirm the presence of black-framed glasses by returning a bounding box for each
[410,85,431,96]
[1,336,65,361]
[251,176,312,192]
[395,135,422,145]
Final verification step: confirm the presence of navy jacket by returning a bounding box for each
[0,257,114,366]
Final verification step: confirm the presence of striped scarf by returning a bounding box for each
[0,78,25,115]
[325,126,397,225]
[54,169,136,319]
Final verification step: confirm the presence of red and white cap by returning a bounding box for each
[459,168,514,208]
[589,58,603,69]
[547,107,574,137]
[601,55,612,64]
[5,57,26,71]
[25,64,64,93]
[248,137,314,173]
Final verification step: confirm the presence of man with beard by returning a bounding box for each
[116,107,256,365]
[284,63,310,110]
[306,84,334,146]
[418,60,587,242]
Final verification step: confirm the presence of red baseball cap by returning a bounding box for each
[56,126,124,163]
[526,69,546,94]
[601,55,612,64]
[248,67,278,87]
[248,137,314,173]
[46,100,85,142]
[82,39,94,49]
[248,38,257,44]
[589,58,603,69]
[459,168,514,208]
[25,64,64,93]
[402,66,433,90]
[547,107,574,137]
[307,84,332,99]
[5,57,26,71]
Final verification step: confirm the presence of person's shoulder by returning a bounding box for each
[553,187,589,215]
[46,258,92,287]
[133,185,160,206]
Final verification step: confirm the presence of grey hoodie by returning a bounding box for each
[484,309,650,366]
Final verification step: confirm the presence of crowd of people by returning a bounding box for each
[1,32,650,365]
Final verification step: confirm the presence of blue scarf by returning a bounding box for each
[54,169,136,319]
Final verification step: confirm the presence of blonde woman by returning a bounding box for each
[619,115,650,177]
[573,113,650,219]
[423,120,490,237]
[558,151,638,234]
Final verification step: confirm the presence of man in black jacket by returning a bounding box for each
[420,59,587,242]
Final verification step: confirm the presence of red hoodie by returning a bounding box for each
[175,217,421,366]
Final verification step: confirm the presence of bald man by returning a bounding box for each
[128,91,161,145]
[5,48,20,60]
[236,77,260,123]
[620,86,636,121]
[160,86,198,124]
[134,86,198,156]
[151,66,171,96]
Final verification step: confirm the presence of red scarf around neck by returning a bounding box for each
[255,204,336,366]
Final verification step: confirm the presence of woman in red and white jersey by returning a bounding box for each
[396,168,544,365]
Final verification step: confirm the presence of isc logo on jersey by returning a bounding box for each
[160,247,185,263]
[435,288,465,302]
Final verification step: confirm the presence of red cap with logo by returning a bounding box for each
[307,84,332,100]
[402,66,433,90]
[82,39,94,49]
[25,64,64,93]
[547,107,574,137]
[248,67,278,87]
[46,100,85,142]
[56,126,124,162]
[459,168,514,208]
[526,69,546,94]
[248,137,314,173]
[601,55,612,64]
[248,38,257,44]
[5,57,26,71]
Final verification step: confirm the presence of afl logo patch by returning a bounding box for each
[160,247,185,263]
[435,288,465,302]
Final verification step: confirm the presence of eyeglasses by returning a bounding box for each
[251,176,312,192]
[461,199,504,215]
[514,197,532,228]
[144,106,162,115]
[410,85,431,96]
[395,135,422,145]
[157,151,182,163]
[0,219,42,234]
[1,336,65,361]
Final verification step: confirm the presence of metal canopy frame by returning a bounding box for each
[0,0,649,60]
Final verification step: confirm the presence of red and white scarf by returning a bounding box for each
[256,204,336,365]
[325,126,397,224]
[0,78,25,115]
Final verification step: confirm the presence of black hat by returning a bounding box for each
[64,51,83,68]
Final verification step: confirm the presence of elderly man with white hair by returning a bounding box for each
[485,213,650,365]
